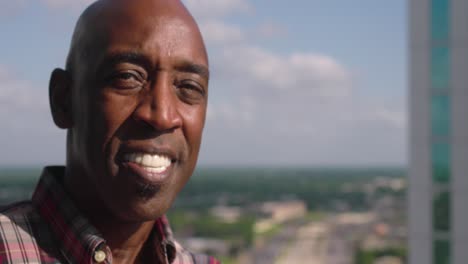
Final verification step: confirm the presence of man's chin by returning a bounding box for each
[102,161,185,222]
[135,181,161,200]
[109,197,172,223]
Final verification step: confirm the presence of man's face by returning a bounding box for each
[64,2,209,221]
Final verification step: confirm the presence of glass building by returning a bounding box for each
[409,0,468,263]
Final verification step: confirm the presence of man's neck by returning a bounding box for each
[98,220,156,264]
[63,167,163,263]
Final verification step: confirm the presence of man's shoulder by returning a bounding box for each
[0,201,60,263]
[0,200,45,243]
[0,200,41,224]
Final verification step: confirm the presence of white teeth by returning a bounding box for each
[142,154,151,165]
[135,154,143,164]
[124,153,172,171]
[147,167,167,173]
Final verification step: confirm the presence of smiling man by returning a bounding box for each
[0,0,219,263]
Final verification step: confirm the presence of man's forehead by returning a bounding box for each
[68,0,208,72]
[103,15,195,46]
[96,15,207,68]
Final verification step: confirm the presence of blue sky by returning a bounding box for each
[0,0,407,167]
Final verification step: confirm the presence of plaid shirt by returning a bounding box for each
[0,166,220,264]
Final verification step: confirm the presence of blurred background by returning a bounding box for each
[0,0,425,263]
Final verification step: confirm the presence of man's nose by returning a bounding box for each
[133,73,182,132]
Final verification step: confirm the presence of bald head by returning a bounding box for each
[66,0,207,74]
[49,0,210,224]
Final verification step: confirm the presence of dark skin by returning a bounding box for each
[49,0,209,263]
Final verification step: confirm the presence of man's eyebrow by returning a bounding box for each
[174,62,210,80]
[99,51,153,70]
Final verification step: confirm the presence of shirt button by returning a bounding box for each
[94,250,107,263]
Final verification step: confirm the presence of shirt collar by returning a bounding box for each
[31,166,177,264]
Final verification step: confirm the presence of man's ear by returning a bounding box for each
[49,68,73,129]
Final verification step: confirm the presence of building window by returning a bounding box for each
[431,0,450,41]
[432,143,451,183]
[431,47,450,90]
[433,239,451,264]
[431,95,450,137]
[433,191,450,231]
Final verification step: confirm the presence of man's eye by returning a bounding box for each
[108,71,144,89]
[176,80,206,103]
[117,72,137,80]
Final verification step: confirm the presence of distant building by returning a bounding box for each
[335,212,376,226]
[409,0,468,263]
[259,200,307,223]
[210,205,242,223]
[254,200,307,234]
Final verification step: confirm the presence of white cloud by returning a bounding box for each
[0,66,48,114]
[218,45,352,97]
[202,95,407,166]
[207,96,256,126]
[369,109,406,129]
[200,40,406,165]
[0,65,64,166]
[200,20,244,44]
[183,0,252,19]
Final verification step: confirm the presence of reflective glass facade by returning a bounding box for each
[430,0,451,263]
[410,0,468,262]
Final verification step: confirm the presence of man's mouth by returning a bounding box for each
[123,153,172,173]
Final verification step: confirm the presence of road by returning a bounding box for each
[276,222,329,264]
[276,216,356,264]
[246,219,304,264]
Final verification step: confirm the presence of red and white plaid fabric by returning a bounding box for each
[0,166,220,264]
